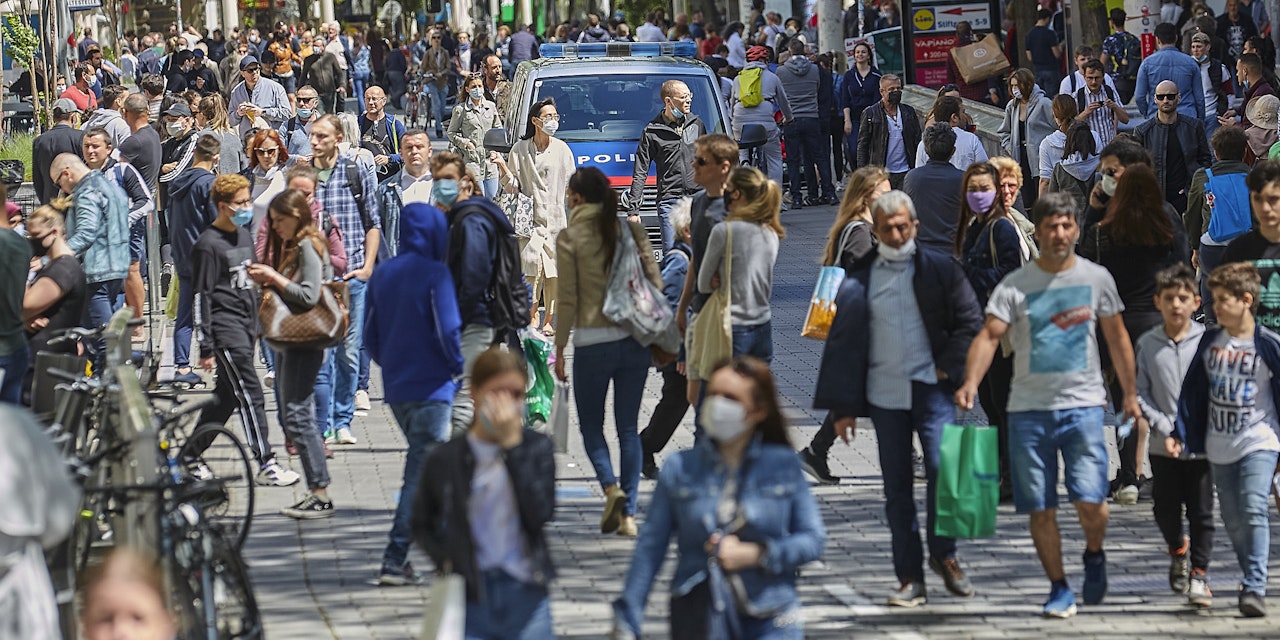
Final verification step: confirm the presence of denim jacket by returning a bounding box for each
[613,436,826,634]
[67,169,130,284]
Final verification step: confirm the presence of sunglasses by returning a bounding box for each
[939,83,958,93]
[694,156,711,166]
[1155,93,1178,101]
[256,147,280,154]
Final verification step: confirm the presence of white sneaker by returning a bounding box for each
[256,461,301,487]
[354,389,371,411]
[324,431,338,445]
[263,370,275,390]
[336,427,358,445]
[1114,484,1139,505]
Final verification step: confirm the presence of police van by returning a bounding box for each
[484,41,731,255]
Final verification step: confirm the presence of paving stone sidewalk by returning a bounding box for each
[240,205,1280,639]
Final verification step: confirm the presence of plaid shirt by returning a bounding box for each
[316,152,380,271]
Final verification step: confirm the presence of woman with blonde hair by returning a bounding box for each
[822,165,890,272]
[198,93,249,178]
[698,167,784,366]
[22,203,87,401]
[248,189,335,518]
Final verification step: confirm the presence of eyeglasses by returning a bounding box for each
[1155,93,1178,101]
[670,93,693,101]
[256,147,280,154]
[245,67,261,74]
[539,114,561,122]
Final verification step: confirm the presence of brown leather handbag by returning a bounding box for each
[259,279,350,350]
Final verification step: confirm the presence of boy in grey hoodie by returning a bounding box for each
[1135,263,1213,607]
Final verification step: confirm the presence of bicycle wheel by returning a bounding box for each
[177,530,263,640]
[178,424,255,550]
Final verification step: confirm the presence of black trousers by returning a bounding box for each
[639,365,690,459]
[977,349,1014,485]
[198,343,274,466]
[809,411,838,458]
[1113,77,1137,105]
[1150,456,1215,570]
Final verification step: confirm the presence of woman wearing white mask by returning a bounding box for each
[448,72,502,198]
[611,356,826,640]
[494,97,574,335]
[997,68,1056,210]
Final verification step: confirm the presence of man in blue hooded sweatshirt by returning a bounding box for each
[168,133,222,386]
[365,201,464,586]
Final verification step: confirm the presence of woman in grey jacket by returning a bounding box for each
[248,189,335,520]
[448,73,502,198]
[997,68,1057,210]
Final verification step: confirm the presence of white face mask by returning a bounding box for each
[877,237,917,262]
[1100,173,1118,196]
[699,396,750,443]
[540,118,559,136]
[1011,87,1023,100]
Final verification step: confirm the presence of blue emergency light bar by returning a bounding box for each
[538,41,699,59]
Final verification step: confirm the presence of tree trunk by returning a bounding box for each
[1077,0,1108,49]
[1012,0,1036,70]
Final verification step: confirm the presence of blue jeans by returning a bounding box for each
[1197,243,1227,323]
[1202,114,1222,141]
[656,198,678,254]
[1007,406,1110,513]
[330,277,367,432]
[426,82,448,131]
[1214,448,1278,594]
[868,381,956,583]
[465,569,553,640]
[315,350,334,435]
[173,274,194,368]
[482,177,499,200]
[574,337,650,516]
[353,74,369,113]
[85,279,125,367]
[358,345,371,392]
[0,344,29,404]
[732,320,773,364]
[382,400,451,570]
[783,117,824,200]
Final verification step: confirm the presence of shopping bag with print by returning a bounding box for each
[934,422,1000,538]
[801,266,846,340]
[521,331,554,427]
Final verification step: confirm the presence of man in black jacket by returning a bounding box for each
[412,348,555,635]
[627,80,704,253]
[815,190,983,608]
[1133,79,1213,213]
[32,100,85,204]
[856,74,920,189]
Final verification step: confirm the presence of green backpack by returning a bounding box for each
[739,68,764,108]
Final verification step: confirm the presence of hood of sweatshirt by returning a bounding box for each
[399,202,448,262]
[584,25,609,39]
[783,55,812,76]
[168,166,212,200]
[1060,152,1100,181]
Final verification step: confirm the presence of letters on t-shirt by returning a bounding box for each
[1207,341,1261,435]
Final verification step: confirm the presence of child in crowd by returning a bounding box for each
[639,201,693,479]
[1135,264,1212,607]
[1174,262,1280,618]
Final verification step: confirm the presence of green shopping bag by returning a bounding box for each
[522,334,555,426]
[934,423,1000,539]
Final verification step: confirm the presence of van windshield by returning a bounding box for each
[530,73,726,141]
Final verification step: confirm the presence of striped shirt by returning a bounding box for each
[1077,87,1118,147]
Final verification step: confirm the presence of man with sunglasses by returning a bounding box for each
[228,55,293,137]
[1135,22,1205,121]
[280,85,321,155]
[1133,80,1213,214]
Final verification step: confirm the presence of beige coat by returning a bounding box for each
[447,97,501,181]
[502,136,575,278]
[555,203,661,350]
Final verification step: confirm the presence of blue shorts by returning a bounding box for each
[1007,406,1109,513]
[128,219,145,263]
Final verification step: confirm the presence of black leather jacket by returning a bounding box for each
[412,429,557,601]
[855,101,921,171]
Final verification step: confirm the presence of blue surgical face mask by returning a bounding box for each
[469,87,484,100]
[232,206,253,226]
[433,179,460,206]
[669,102,686,120]
[296,107,314,120]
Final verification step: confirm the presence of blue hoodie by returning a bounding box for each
[167,166,217,279]
[365,203,464,404]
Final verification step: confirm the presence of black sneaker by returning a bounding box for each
[642,455,660,481]
[281,493,335,520]
[1240,590,1267,617]
[378,562,425,587]
[799,447,840,485]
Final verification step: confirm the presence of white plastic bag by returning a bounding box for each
[419,574,466,640]
[549,382,571,454]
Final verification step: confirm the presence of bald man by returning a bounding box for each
[1132,80,1213,213]
[49,152,131,360]
[359,85,406,181]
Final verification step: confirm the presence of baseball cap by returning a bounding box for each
[193,48,205,58]
[163,102,192,117]
[1191,32,1211,46]
[51,98,80,115]
[240,55,261,70]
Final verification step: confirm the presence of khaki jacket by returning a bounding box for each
[555,203,661,350]
[421,47,452,88]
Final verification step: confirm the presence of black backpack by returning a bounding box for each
[450,201,531,333]
[1074,84,1118,113]
[1117,32,1142,80]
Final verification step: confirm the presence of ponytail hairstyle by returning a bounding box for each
[726,167,785,238]
[567,166,619,265]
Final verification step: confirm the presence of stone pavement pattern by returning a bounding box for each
[240,205,1280,639]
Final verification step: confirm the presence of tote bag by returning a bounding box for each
[934,422,1000,539]
[602,222,680,353]
[688,224,734,381]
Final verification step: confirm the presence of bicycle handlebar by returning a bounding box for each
[46,318,144,347]
[162,395,217,425]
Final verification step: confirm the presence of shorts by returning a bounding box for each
[128,219,146,263]
[1007,406,1109,513]
[278,74,297,94]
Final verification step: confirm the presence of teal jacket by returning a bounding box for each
[67,169,130,284]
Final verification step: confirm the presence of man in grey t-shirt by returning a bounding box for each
[956,192,1141,619]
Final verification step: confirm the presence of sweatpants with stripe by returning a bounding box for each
[198,344,275,467]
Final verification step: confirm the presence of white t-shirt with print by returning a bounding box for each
[1203,331,1280,464]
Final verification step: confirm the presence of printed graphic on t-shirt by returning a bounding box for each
[226,246,254,290]
[1258,262,1280,329]
[1207,341,1261,435]
[1026,285,1093,374]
